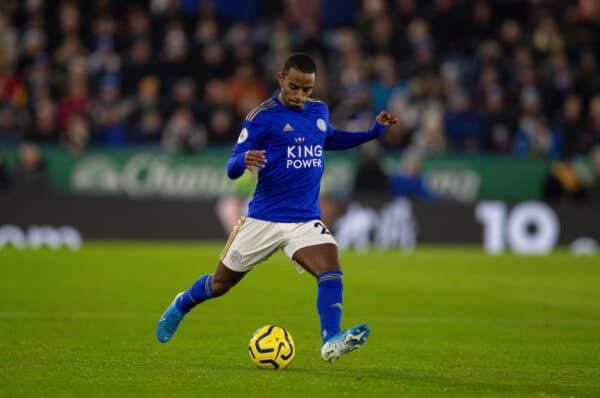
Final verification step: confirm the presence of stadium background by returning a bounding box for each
[0,0,599,251]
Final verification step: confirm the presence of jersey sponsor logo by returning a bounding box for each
[283,123,294,132]
[286,144,323,169]
[316,118,326,132]
[287,144,323,158]
[237,128,248,143]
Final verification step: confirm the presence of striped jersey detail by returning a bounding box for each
[245,99,277,122]
[306,97,325,104]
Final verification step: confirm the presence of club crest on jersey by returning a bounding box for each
[316,118,326,132]
[283,123,294,132]
[237,128,248,143]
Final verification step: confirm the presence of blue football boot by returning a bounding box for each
[320,324,370,362]
[156,292,185,343]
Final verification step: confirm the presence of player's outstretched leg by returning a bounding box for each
[320,324,370,362]
[156,274,213,343]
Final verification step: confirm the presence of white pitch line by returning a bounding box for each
[0,312,598,325]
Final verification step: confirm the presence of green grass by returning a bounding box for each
[0,243,599,397]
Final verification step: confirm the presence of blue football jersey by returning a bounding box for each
[227,95,384,223]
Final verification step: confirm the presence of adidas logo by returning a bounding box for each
[283,123,294,132]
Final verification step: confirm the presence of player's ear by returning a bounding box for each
[277,72,285,87]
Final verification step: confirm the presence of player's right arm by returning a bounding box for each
[226,120,268,179]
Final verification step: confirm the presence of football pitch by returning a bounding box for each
[0,243,598,397]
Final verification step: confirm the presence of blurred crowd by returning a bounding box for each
[1,0,600,160]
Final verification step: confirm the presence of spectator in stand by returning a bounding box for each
[539,50,575,116]
[200,78,239,145]
[352,140,390,198]
[369,56,408,113]
[295,20,327,59]
[284,0,320,28]
[18,27,47,73]
[166,78,202,120]
[0,0,598,166]
[0,103,23,143]
[58,67,91,129]
[25,98,59,143]
[556,94,586,157]
[224,62,268,119]
[481,88,516,154]
[390,150,432,201]
[158,26,193,93]
[513,115,562,158]
[12,142,49,192]
[412,108,446,154]
[195,41,231,91]
[472,65,501,109]
[91,75,129,146]
[192,16,220,52]
[574,50,600,104]
[399,17,437,77]
[161,107,206,153]
[444,90,482,152]
[0,10,19,67]
[124,7,152,44]
[53,34,88,75]
[359,0,394,56]
[121,35,156,97]
[88,14,120,79]
[206,107,238,145]
[466,0,496,47]
[62,112,90,154]
[532,14,565,56]
[23,54,53,106]
[55,1,85,55]
[0,62,26,110]
[498,18,524,56]
[128,76,163,144]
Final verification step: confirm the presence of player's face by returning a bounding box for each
[278,68,315,110]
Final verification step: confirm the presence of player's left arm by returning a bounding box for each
[227,120,268,179]
[324,111,399,150]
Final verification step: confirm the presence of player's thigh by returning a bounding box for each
[219,216,283,273]
[292,243,340,277]
[283,220,340,277]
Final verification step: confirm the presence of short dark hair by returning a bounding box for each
[282,53,317,75]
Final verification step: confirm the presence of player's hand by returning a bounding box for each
[376,111,400,126]
[244,150,267,174]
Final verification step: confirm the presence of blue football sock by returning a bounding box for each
[317,270,343,343]
[176,274,213,314]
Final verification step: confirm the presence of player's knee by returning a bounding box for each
[313,263,341,276]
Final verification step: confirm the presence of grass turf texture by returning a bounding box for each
[0,243,599,397]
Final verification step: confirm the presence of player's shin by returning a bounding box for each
[316,270,343,343]
[176,274,213,313]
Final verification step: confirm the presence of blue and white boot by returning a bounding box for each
[156,292,185,343]
[320,324,370,362]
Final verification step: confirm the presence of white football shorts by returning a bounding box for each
[219,216,338,273]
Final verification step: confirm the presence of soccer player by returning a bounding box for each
[156,53,399,362]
